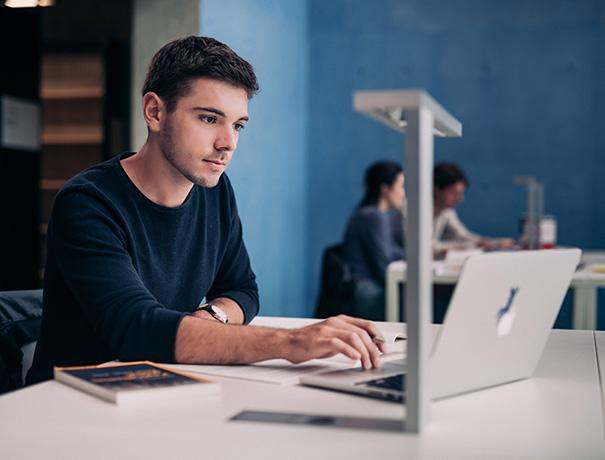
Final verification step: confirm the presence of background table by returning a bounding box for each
[386,250,605,328]
[0,317,603,459]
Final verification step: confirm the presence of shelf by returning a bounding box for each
[38,50,112,287]
[41,86,105,99]
[40,179,65,191]
[42,125,103,145]
[41,52,104,101]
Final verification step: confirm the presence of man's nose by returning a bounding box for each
[215,125,237,152]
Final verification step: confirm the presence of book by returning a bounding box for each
[382,331,406,344]
[378,331,406,357]
[54,361,220,404]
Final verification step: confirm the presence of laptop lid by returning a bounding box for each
[430,248,581,399]
[300,249,580,402]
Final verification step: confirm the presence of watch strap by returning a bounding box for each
[195,303,228,324]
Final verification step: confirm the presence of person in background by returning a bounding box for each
[342,161,406,320]
[433,162,514,257]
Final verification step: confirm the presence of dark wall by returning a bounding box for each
[41,0,133,156]
[41,0,131,45]
[0,7,42,289]
[0,1,132,290]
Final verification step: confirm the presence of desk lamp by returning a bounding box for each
[353,90,462,432]
[514,176,544,249]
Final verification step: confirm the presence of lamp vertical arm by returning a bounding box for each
[404,107,434,433]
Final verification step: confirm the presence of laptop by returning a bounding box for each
[300,248,581,402]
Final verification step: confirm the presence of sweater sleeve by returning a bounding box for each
[205,191,259,324]
[49,188,186,363]
[433,209,481,252]
[445,209,481,241]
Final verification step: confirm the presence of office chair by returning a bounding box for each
[0,290,43,393]
[315,244,354,318]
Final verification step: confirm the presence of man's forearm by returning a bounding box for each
[174,315,288,364]
[175,314,388,370]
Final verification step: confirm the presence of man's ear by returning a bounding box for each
[142,92,165,133]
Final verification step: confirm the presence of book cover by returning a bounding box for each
[54,361,220,404]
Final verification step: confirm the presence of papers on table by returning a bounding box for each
[171,359,352,386]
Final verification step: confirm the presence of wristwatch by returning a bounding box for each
[195,303,229,324]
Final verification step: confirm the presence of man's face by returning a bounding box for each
[435,181,466,209]
[159,78,249,188]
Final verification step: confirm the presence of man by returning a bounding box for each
[433,162,514,256]
[27,36,384,384]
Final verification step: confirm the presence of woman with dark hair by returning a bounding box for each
[342,161,406,320]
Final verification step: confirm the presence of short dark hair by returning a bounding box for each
[142,36,259,112]
[359,160,403,207]
[434,162,469,189]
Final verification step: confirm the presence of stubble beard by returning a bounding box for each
[159,117,223,188]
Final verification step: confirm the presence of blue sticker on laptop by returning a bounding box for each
[496,287,520,337]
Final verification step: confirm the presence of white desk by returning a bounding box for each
[386,251,605,329]
[0,317,603,459]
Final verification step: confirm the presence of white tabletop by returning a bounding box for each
[0,318,603,459]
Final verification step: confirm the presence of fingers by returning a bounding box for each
[290,317,386,369]
[326,337,361,362]
[327,328,377,369]
[329,315,387,354]
[321,317,383,369]
[371,335,388,355]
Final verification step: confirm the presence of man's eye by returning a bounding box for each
[200,115,217,124]
[234,123,246,132]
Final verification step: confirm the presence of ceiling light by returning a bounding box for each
[4,0,54,8]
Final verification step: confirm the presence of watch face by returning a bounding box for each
[208,305,228,323]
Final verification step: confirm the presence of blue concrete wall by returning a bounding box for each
[200,0,309,316]
[200,0,605,327]
[306,0,605,328]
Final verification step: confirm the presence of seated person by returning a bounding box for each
[342,161,405,321]
[433,162,514,257]
[26,36,386,385]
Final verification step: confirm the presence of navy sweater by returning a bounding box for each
[27,153,259,383]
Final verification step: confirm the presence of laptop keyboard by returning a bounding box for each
[362,374,406,392]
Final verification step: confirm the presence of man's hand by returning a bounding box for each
[284,315,386,369]
[175,313,386,368]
